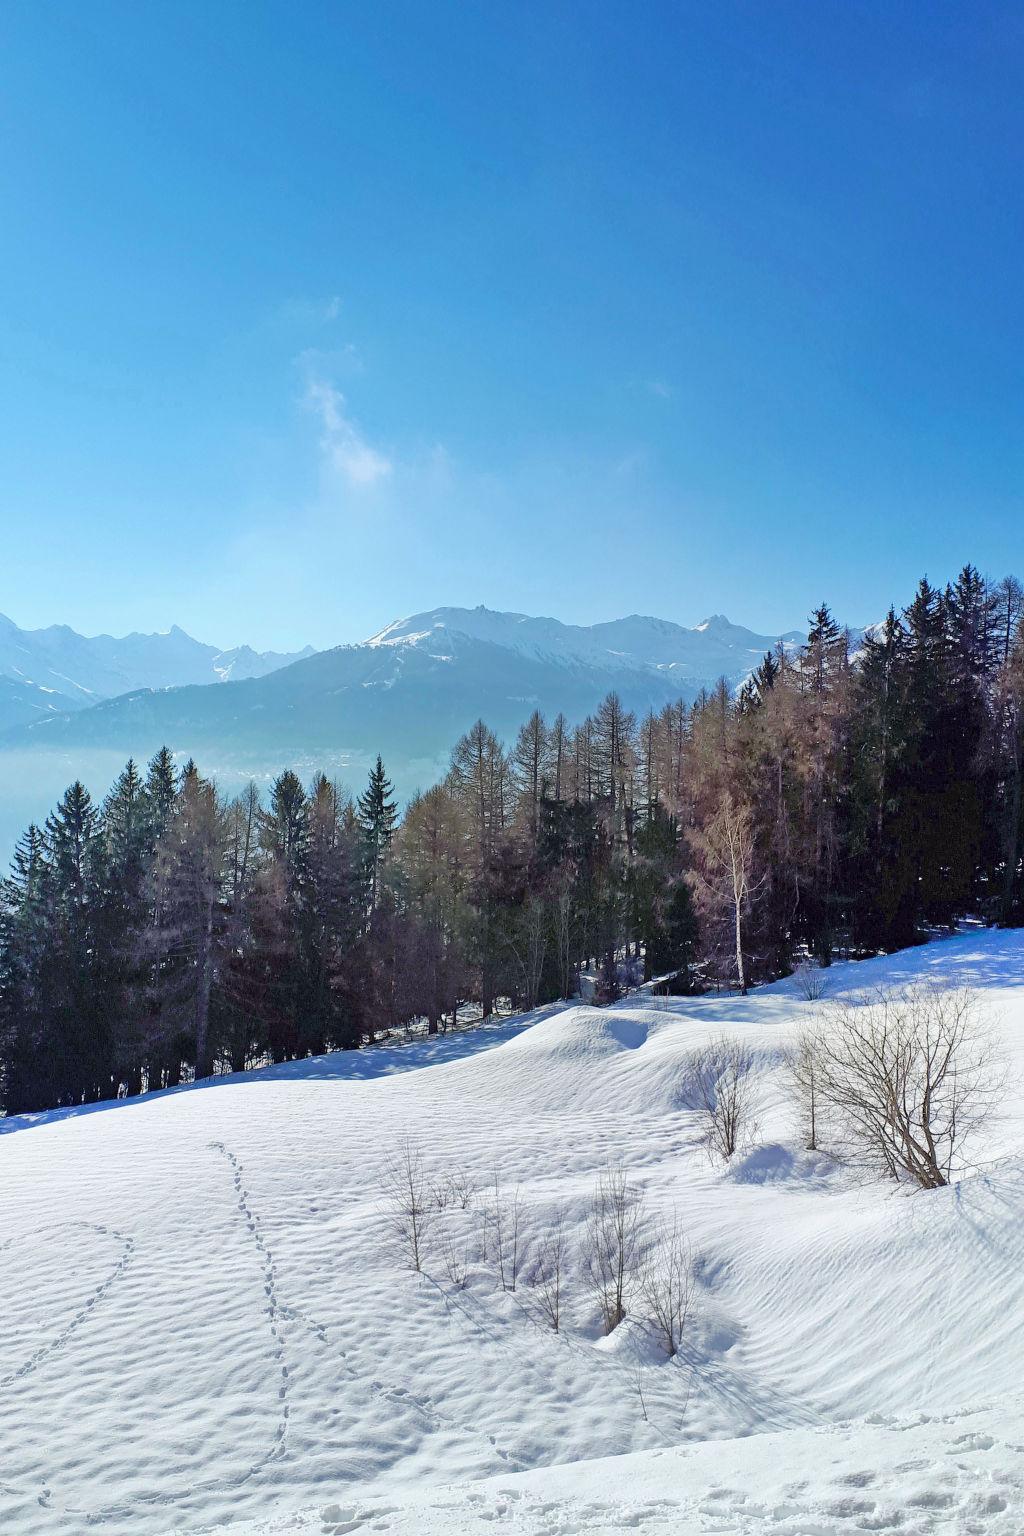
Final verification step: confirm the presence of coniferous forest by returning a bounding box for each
[2,565,1023,1116]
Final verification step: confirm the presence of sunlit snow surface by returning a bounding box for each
[2,931,1023,1535]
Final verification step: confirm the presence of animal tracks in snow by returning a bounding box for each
[319,1493,685,1535]
[311,1414,1024,1535]
[0,1220,134,1391]
[207,1140,293,1476]
[4,930,1024,1536]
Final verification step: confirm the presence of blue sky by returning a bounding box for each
[1,1,1022,650]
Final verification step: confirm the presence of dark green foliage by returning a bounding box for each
[358,755,398,909]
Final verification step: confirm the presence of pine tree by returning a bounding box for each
[99,760,151,1095]
[303,774,364,1051]
[0,825,54,1112]
[45,782,109,1102]
[847,610,916,949]
[146,765,228,1082]
[358,755,398,910]
[904,578,979,926]
[144,746,178,838]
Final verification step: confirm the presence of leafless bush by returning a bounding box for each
[810,983,999,1188]
[379,1136,433,1271]
[688,1038,757,1160]
[632,1358,650,1422]
[438,1226,472,1289]
[432,1170,477,1210]
[529,1204,570,1331]
[640,1215,694,1357]
[485,1170,524,1292]
[452,1170,477,1208]
[794,960,828,1002]
[788,1032,824,1151]
[582,1166,647,1333]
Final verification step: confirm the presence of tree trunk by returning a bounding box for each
[194,900,214,1080]
[1001,745,1022,924]
[734,897,746,996]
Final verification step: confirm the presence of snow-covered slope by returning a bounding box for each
[2,930,1023,1536]
[0,611,314,731]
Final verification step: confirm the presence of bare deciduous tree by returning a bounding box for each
[485,1170,524,1291]
[794,959,828,1002]
[687,794,765,995]
[810,983,999,1188]
[504,894,548,1011]
[583,1167,646,1333]
[789,1032,823,1151]
[529,1204,570,1331]
[379,1136,432,1271]
[689,1038,757,1160]
[640,1215,694,1358]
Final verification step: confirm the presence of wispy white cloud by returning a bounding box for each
[280,294,344,326]
[645,378,673,399]
[303,375,392,488]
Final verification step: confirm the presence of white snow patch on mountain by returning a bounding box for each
[0,611,315,724]
[363,605,805,685]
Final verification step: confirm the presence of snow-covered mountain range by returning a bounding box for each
[0,604,804,760]
[365,605,804,681]
[0,603,808,860]
[0,612,315,732]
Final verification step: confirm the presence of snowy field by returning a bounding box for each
[2,931,1023,1536]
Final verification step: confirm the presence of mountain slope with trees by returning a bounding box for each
[0,607,803,759]
[2,565,1022,1115]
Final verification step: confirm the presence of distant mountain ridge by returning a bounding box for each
[0,603,814,865]
[365,605,805,679]
[0,604,806,763]
[0,612,315,731]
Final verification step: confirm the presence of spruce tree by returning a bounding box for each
[100,760,150,1095]
[358,755,398,910]
[0,825,54,1112]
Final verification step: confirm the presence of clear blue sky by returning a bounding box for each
[1,1,1022,650]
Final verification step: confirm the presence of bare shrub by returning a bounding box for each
[794,960,828,1002]
[450,1170,477,1208]
[438,1226,472,1289]
[640,1215,694,1357]
[583,1166,646,1333]
[485,1170,524,1292]
[432,1170,477,1210]
[632,1359,650,1422]
[688,1038,757,1160]
[379,1136,432,1271]
[529,1204,570,1331]
[811,983,999,1188]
